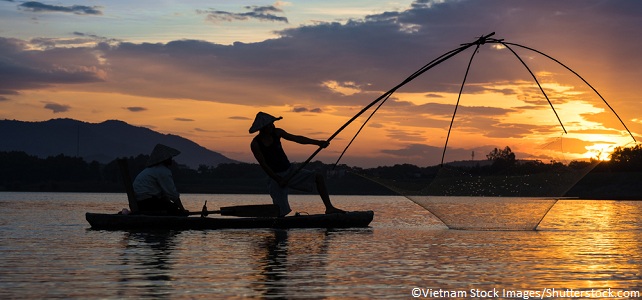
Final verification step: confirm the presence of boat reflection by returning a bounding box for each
[116,230,180,299]
[251,229,331,298]
[251,228,373,298]
[254,229,290,296]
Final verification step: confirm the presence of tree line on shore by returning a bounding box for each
[0,144,641,196]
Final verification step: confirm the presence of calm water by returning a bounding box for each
[1,192,641,299]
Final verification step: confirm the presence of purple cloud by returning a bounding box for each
[125,106,146,112]
[43,102,70,113]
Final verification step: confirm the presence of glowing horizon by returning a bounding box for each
[0,1,640,167]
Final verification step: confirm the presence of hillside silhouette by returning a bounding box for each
[0,118,236,169]
[1,118,640,198]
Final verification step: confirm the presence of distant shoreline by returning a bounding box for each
[1,171,640,200]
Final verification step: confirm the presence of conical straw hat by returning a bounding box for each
[146,144,180,167]
[249,112,283,133]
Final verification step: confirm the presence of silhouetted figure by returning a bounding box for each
[133,144,187,215]
[249,112,345,217]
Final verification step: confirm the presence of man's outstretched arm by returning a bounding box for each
[278,128,328,148]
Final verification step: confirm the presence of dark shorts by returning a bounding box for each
[269,166,316,217]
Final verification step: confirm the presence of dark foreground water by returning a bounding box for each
[1,193,641,299]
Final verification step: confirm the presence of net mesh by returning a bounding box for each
[329,36,636,231]
[356,139,601,230]
[410,196,558,231]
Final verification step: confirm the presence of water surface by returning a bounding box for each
[1,193,641,298]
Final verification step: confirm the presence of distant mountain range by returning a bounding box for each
[0,118,238,168]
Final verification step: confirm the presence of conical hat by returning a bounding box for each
[146,144,180,167]
[249,112,283,133]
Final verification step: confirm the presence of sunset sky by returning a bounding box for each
[1,0,640,167]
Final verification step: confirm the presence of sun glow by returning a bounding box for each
[585,143,616,161]
[387,79,637,164]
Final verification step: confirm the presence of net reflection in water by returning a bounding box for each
[357,158,596,230]
[410,196,558,231]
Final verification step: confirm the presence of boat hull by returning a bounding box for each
[85,211,374,230]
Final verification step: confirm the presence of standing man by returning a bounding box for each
[250,112,345,217]
[133,144,188,215]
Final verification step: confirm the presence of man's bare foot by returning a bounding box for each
[325,207,346,214]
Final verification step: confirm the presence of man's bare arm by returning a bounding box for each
[278,128,328,148]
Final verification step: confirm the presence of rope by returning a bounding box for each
[501,41,636,143]
[286,32,635,182]
[285,32,497,180]
[331,92,392,169]
[441,43,481,165]
[499,41,567,134]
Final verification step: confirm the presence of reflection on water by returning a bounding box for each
[536,200,642,291]
[0,193,641,298]
[411,196,558,230]
[254,229,290,296]
[251,229,334,298]
[117,231,180,298]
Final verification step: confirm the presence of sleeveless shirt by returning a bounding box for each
[255,131,291,173]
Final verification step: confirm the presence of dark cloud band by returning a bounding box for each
[18,1,102,15]
[197,5,288,23]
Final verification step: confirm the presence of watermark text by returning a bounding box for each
[411,287,640,299]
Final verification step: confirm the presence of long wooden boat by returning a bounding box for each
[85,210,374,230]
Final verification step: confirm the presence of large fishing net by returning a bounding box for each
[316,33,637,230]
[356,140,599,230]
